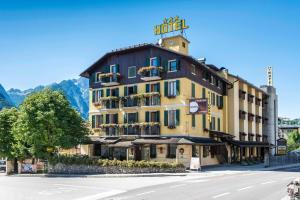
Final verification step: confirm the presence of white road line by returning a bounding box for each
[212,192,231,199]
[74,190,126,200]
[237,186,253,191]
[186,179,210,183]
[136,191,155,196]
[261,181,276,185]
[169,184,186,188]
[53,184,100,190]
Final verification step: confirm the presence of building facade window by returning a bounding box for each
[145,111,160,122]
[210,117,216,130]
[128,66,136,78]
[164,80,180,97]
[168,60,178,72]
[150,144,157,158]
[191,64,196,75]
[202,114,206,129]
[164,109,180,128]
[150,57,159,67]
[92,115,104,128]
[202,88,206,98]
[92,89,103,103]
[167,144,176,158]
[203,146,210,158]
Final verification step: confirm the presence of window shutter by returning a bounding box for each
[145,84,150,93]
[124,86,128,96]
[103,66,110,73]
[134,85,138,94]
[115,64,120,73]
[92,115,95,128]
[192,114,195,127]
[202,114,206,129]
[100,89,104,97]
[164,111,168,126]
[176,80,180,95]
[123,114,127,123]
[105,114,109,124]
[218,118,221,131]
[115,88,119,97]
[164,82,168,96]
[114,114,118,124]
[176,109,180,126]
[145,111,150,122]
[146,58,150,66]
[192,83,195,98]
[92,91,96,103]
[162,60,168,71]
[220,96,223,108]
[157,111,160,122]
[157,56,161,66]
[176,59,181,71]
[156,83,160,93]
[90,73,96,83]
[136,112,139,122]
[202,88,206,98]
[106,89,111,97]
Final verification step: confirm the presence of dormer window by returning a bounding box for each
[150,57,159,67]
[168,59,178,72]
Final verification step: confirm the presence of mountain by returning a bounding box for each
[7,77,89,119]
[0,84,14,110]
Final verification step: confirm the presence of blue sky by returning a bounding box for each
[0,0,299,118]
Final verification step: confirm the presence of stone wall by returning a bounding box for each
[48,163,186,174]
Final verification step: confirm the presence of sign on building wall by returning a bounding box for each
[207,91,212,122]
[189,99,208,114]
[154,16,189,35]
[267,66,273,86]
[277,138,287,155]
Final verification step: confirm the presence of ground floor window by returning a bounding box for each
[192,145,199,157]
[167,144,176,158]
[150,144,157,158]
[203,146,210,158]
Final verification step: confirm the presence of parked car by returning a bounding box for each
[0,160,6,171]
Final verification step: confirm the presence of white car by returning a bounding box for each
[0,160,6,171]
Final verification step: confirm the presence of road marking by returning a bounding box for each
[237,186,253,191]
[186,179,210,183]
[74,190,126,200]
[261,181,276,185]
[53,184,101,190]
[212,192,231,199]
[136,191,155,196]
[169,184,186,188]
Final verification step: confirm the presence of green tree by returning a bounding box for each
[287,130,300,152]
[0,108,19,159]
[13,89,89,159]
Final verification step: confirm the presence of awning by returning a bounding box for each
[228,140,273,147]
[208,130,235,139]
[86,136,120,144]
[108,141,134,148]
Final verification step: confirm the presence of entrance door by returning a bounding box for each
[135,146,142,161]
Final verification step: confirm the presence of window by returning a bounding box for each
[167,144,176,158]
[203,146,210,158]
[124,85,138,96]
[202,88,206,98]
[210,117,216,130]
[164,80,180,97]
[92,89,103,103]
[95,73,102,83]
[192,114,196,128]
[145,111,160,122]
[92,115,103,128]
[128,66,136,78]
[168,60,177,72]
[191,64,196,75]
[191,83,195,98]
[150,144,157,158]
[192,145,198,157]
[211,93,216,106]
[182,42,186,48]
[150,57,159,67]
[164,109,180,128]
[202,114,206,129]
[105,114,118,124]
[125,112,138,124]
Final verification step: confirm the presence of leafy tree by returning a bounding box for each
[13,89,89,159]
[287,130,300,152]
[0,108,19,159]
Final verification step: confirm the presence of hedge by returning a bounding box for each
[48,155,185,169]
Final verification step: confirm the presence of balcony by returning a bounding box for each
[122,97,139,108]
[105,127,119,137]
[103,99,119,109]
[138,66,163,81]
[142,125,160,136]
[144,94,160,106]
[100,73,120,86]
[123,125,141,136]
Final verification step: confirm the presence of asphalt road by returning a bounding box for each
[0,166,299,200]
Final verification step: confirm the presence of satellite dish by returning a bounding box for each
[158,38,163,46]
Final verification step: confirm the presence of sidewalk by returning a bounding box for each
[7,163,300,178]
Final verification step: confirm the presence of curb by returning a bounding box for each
[262,163,300,171]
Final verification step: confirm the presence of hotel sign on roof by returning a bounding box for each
[154,16,189,35]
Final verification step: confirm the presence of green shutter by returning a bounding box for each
[92,115,95,128]
[106,89,110,97]
[146,84,150,93]
[105,114,109,124]
[92,91,96,103]
[157,111,160,122]
[136,112,139,122]
[146,58,150,66]
[124,86,128,96]
[100,89,104,97]
[218,118,221,131]
[103,66,110,73]
[176,59,181,71]
[164,82,168,96]
[192,83,195,98]
[202,88,206,98]
[176,80,180,95]
[134,85,138,94]
[145,111,150,122]
[220,96,223,108]
[123,114,127,123]
[156,83,160,93]
[202,114,206,129]
[176,109,180,126]
[164,111,168,126]
[157,56,161,66]
[114,114,118,124]
[192,114,195,127]
[90,73,96,83]
[115,64,120,73]
[115,88,119,97]
[162,60,168,71]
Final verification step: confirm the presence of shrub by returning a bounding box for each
[48,155,183,169]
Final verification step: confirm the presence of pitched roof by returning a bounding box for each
[79,43,232,85]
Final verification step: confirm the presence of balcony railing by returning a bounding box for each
[122,97,139,107]
[138,67,163,81]
[100,73,120,86]
[142,125,160,136]
[105,127,119,136]
[123,126,141,135]
[144,95,160,106]
[103,99,119,109]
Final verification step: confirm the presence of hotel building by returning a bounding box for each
[80,35,276,167]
